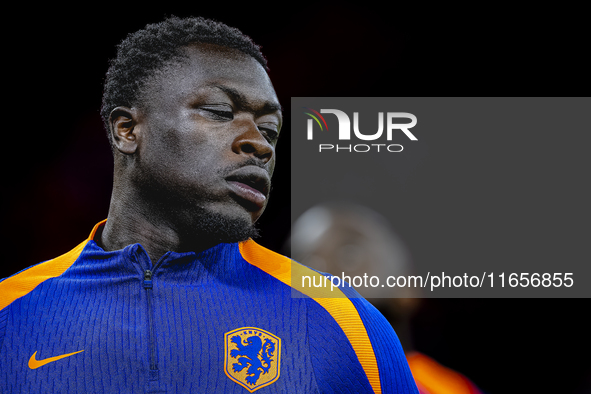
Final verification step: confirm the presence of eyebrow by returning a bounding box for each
[213,84,283,119]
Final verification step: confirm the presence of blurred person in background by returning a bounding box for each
[288,202,484,394]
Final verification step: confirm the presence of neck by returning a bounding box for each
[99,183,220,264]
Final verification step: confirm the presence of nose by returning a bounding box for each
[231,119,274,164]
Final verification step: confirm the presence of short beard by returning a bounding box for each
[193,210,261,245]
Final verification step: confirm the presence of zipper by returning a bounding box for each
[143,269,159,381]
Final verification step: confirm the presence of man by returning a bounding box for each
[0,16,418,393]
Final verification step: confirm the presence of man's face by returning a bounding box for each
[133,44,282,237]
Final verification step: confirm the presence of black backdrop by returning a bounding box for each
[2,4,589,393]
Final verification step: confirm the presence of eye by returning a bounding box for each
[199,105,234,120]
[258,125,280,143]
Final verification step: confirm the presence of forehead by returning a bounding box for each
[145,43,280,111]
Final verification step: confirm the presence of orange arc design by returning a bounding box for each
[28,350,85,369]
[0,220,106,311]
[238,240,382,394]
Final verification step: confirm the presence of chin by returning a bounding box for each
[192,205,261,244]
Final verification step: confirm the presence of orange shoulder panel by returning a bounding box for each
[239,239,382,394]
[0,220,105,311]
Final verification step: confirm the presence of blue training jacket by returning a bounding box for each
[0,220,418,393]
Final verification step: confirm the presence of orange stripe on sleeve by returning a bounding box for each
[239,239,382,394]
[0,220,106,311]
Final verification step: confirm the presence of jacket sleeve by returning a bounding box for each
[306,283,419,394]
[0,306,8,353]
[350,296,419,394]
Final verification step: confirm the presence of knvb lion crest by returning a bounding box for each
[224,327,281,392]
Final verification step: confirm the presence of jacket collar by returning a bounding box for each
[79,220,245,280]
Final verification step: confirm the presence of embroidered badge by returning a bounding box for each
[224,327,281,392]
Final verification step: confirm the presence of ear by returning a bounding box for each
[109,106,140,155]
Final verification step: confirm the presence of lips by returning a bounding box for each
[225,166,271,210]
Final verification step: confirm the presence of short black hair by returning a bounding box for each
[100,16,268,145]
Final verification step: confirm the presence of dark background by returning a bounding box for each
[2,4,589,393]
